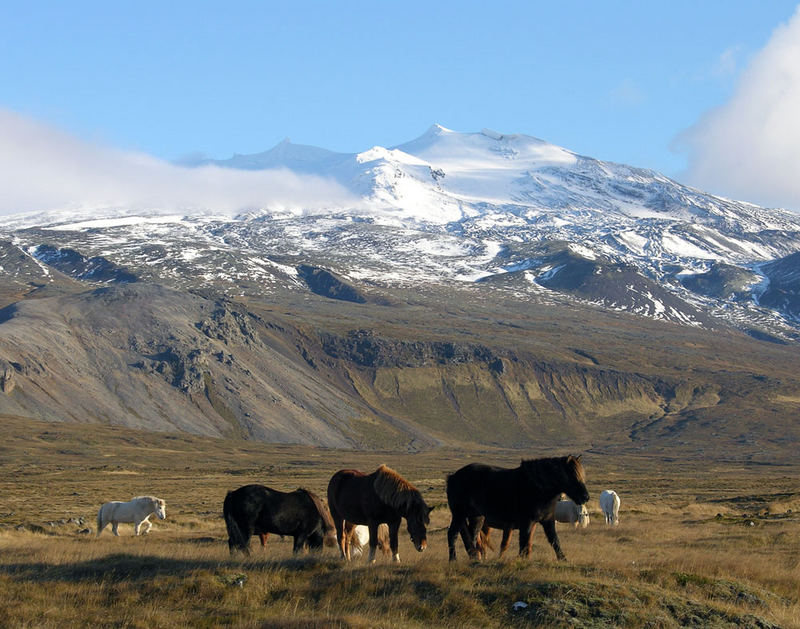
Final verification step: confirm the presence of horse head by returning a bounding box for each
[578,504,590,527]
[154,498,167,520]
[406,502,433,552]
[563,455,590,506]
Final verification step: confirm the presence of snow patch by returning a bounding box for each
[44,215,188,232]
[537,264,565,281]
[569,243,597,260]
[662,233,718,260]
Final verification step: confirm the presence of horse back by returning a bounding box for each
[447,462,549,524]
[447,463,518,505]
[270,488,329,533]
[327,469,384,524]
[224,484,274,525]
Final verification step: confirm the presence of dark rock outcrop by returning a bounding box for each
[296,265,367,303]
[28,245,138,284]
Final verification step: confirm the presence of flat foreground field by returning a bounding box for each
[1,416,798,628]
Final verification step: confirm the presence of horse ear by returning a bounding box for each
[575,454,583,462]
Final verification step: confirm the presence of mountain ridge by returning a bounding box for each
[1,126,800,457]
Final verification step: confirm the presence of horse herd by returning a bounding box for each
[97,455,622,563]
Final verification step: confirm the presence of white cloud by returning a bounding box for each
[607,79,645,108]
[0,109,356,216]
[680,6,800,211]
[710,46,742,79]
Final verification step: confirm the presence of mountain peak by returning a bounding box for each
[426,123,453,135]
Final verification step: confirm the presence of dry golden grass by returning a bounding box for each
[0,416,798,628]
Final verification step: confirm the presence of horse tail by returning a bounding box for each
[305,489,335,535]
[326,472,341,515]
[445,472,458,510]
[223,491,247,553]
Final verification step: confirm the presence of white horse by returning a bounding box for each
[343,523,390,559]
[97,496,166,536]
[599,490,620,525]
[555,499,590,528]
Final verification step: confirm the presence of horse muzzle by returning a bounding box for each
[415,539,427,552]
[575,490,590,505]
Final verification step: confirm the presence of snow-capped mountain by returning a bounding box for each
[4,125,800,340]
[4,126,800,455]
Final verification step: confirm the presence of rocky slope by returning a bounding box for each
[1,126,800,458]
[0,272,798,459]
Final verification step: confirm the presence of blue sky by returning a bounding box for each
[1,1,800,210]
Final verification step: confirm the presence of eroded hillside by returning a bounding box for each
[1,277,798,459]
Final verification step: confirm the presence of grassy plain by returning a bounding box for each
[0,415,798,628]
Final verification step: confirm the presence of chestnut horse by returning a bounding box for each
[447,455,589,561]
[327,464,432,563]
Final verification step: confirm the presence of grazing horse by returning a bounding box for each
[600,490,620,525]
[447,455,589,561]
[556,499,590,528]
[96,496,166,537]
[327,464,432,563]
[223,484,335,555]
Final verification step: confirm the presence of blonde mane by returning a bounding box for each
[372,464,420,510]
[568,455,586,484]
[132,495,162,505]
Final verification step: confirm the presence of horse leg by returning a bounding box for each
[241,523,253,556]
[475,525,488,559]
[387,520,401,563]
[459,523,474,558]
[142,516,152,534]
[518,521,534,558]
[259,532,269,548]
[498,526,513,558]
[292,534,306,554]
[541,518,566,561]
[112,521,119,536]
[96,518,106,537]
[341,522,353,561]
[330,509,347,560]
[465,515,484,559]
[134,520,141,536]
[523,523,538,556]
[447,512,467,561]
[367,522,380,563]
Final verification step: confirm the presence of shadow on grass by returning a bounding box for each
[0,553,344,584]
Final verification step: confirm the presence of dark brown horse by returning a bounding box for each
[223,484,335,555]
[447,455,589,561]
[327,465,432,562]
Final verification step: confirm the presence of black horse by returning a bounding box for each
[327,464,433,563]
[223,484,334,555]
[447,455,589,561]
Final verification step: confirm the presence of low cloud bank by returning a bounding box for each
[681,7,800,211]
[0,109,355,216]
